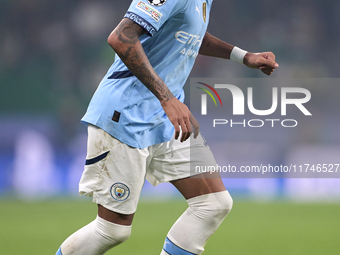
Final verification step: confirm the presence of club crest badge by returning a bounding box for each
[147,0,167,6]
[110,183,130,201]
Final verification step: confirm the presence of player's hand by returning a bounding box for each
[190,113,200,139]
[244,52,279,76]
[161,97,199,142]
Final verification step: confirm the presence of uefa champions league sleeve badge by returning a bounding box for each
[147,0,167,6]
[110,183,130,201]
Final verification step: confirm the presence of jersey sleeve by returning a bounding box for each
[124,0,187,36]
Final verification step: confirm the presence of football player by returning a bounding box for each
[56,0,278,254]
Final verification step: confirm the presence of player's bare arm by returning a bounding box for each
[108,19,172,102]
[199,32,279,76]
[108,18,198,142]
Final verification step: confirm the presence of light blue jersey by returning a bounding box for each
[82,0,213,148]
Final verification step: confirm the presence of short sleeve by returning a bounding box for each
[124,0,187,36]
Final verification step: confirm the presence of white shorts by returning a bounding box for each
[79,125,217,214]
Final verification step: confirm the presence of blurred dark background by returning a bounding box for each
[1,0,339,200]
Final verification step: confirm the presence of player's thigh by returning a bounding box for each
[149,132,225,199]
[98,204,134,226]
[171,172,225,200]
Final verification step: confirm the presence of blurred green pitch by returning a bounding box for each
[0,199,339,255]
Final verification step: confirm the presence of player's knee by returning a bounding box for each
[188,190,233,222]
[95,216,131,245]
[207,190,233,224]
[216,189,233,215]
[107,227,131,244]
[114,231,131,244]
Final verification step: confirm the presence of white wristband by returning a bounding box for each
[230,46,248,64]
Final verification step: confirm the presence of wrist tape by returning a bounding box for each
[230,46,248,64]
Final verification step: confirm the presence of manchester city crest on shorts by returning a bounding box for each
[147,0,167,6]
[110,183,130,201]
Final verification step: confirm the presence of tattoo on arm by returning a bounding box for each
[116,19,145,44]
[113,19,174,102]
